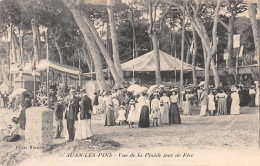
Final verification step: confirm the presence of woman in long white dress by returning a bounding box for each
[230,87,240,115]
[160,91,170,124]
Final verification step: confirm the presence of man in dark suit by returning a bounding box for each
[54,96,64,139]
[79,89,93,141]
[65,89,79,142]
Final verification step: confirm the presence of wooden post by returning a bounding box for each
[180,0,186,91]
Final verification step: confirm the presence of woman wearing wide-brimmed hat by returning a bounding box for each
[230,86,240,115]
[169,89,181,124]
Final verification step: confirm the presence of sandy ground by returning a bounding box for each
[0,106,259,166]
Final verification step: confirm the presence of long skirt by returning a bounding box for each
[160,103,169,124]
[217,98,227,115]
[135,103,143,122]
[227,97,232,115]
[105,107,115,126]
[80,119,92,139]
[169,103,181,124]
[93,105,98,114]
[151,106,160,119]
[230,101,240,115]
[200,104,207,116]
[249,94,255,107]
[183,100,191,115]
[113,104,119,120]
[138,105,150,128]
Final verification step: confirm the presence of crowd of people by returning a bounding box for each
[1,80,259,143]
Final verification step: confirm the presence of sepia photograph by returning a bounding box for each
[0,0,259,165]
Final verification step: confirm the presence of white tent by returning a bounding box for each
[121,50,204,72]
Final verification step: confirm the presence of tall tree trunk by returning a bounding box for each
[150,34,161,84]
[202,44,207,68]
[19,29,24,65]
[186,45,190,64]
[247,1,260,65]
[148,0,161,85]
[82,47,92,72]
[54,39,64,64]
[210,58,220,87]
[36,25,41,60]
[191,27,198,85]
[81,13,124,86]
[107,6,124,80]
[64,3,108,91]
[31,18,39,62]
[226,16,234,67]
[130,7,138,58]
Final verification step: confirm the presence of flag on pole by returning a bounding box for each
[84,0,115,6]
[233,34,240,48]
[239,45,244,57]
[223,49,229,60]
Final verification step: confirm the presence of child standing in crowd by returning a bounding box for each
[127,99,136,128]
[117,105,126,126]
[208,90,216,116]
[151,93,160,126]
